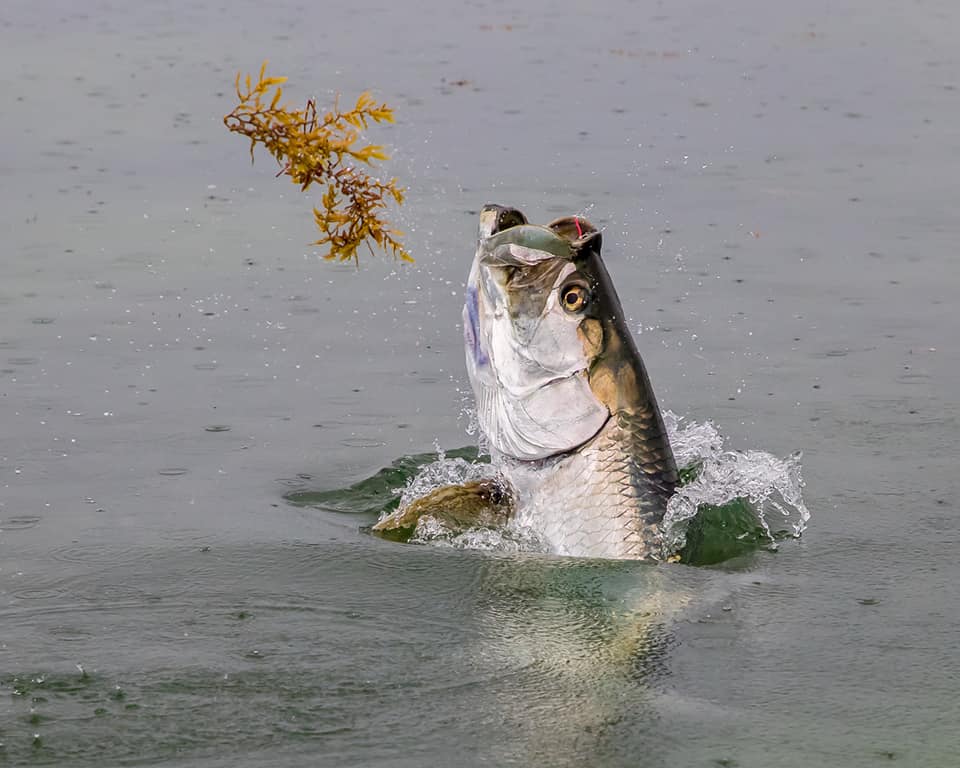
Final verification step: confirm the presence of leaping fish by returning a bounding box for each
[375,204,679,560]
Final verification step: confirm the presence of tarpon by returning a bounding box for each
[375,204,679,560]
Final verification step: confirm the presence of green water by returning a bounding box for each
[286,448,484,519]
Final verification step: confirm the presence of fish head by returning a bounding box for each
[464,205,652,461]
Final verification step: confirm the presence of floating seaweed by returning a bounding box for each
[224,63,410,264]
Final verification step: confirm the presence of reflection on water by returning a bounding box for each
[2,540,703,767]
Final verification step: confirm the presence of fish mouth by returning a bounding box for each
[479,204,528,240]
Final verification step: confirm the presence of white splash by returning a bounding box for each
[661,410,810,554]
[391,447,544,551]
[412,516,542,552]
[396,448,489,510]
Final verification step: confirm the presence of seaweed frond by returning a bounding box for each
[224,62,411,264]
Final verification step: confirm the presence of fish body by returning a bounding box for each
[498,411,674,559]
[376,204,678,560]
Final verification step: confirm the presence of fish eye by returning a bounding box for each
[559,283,589,312]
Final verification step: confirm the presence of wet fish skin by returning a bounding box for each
[373,204,678,560]
[476,208,678,559]
[503,410,676,559]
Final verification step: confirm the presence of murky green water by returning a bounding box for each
[2,0,958,765]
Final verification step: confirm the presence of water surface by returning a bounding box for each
[1,0,958,765]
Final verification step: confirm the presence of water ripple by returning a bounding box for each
[1,515,42,532]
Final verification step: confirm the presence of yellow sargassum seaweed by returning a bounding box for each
[224,63,410,263]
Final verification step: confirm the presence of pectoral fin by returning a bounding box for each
[372,480,513,538]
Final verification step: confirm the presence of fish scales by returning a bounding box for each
[503,411,675,560]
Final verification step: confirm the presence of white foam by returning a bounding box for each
[662,410,810,553]
[396,449,489,510]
